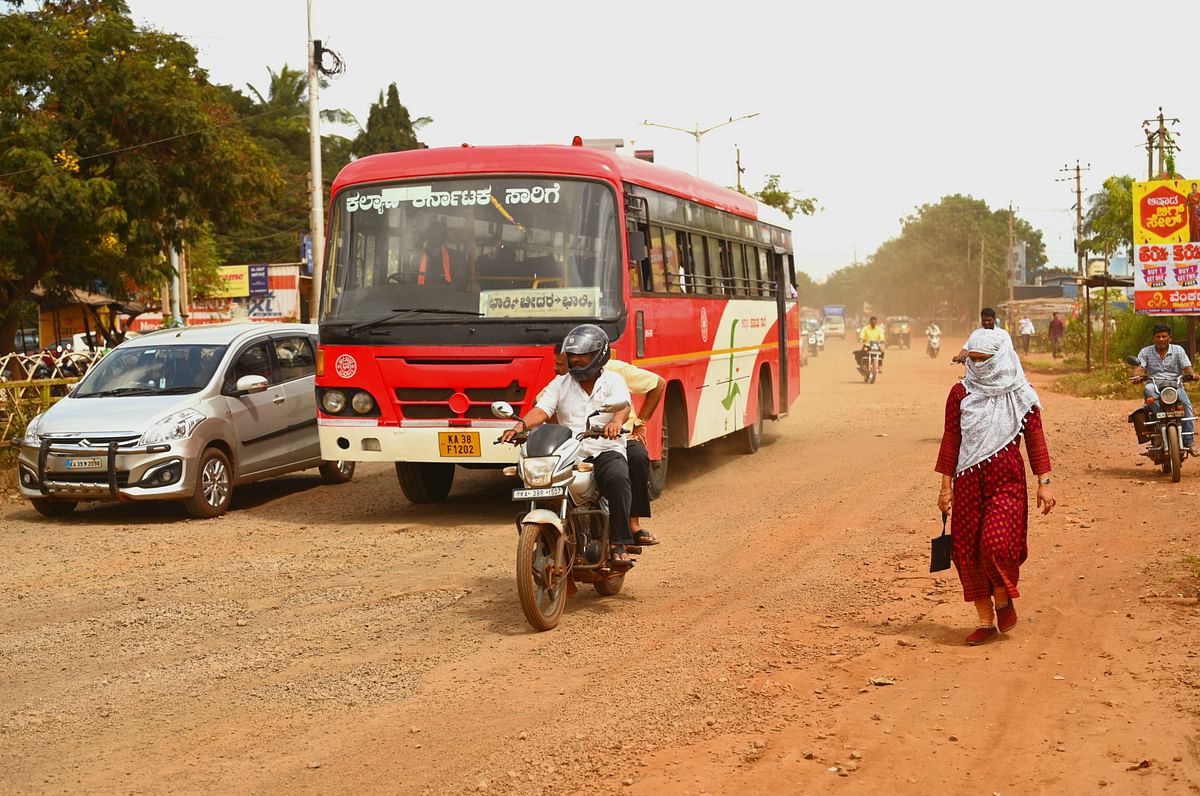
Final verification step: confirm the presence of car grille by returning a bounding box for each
[44,471,132,487]
[41,434,142,448]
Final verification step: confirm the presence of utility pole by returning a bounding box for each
[641,113,759,177]
[735,145,745,193]
[306,0,325,321]
[1006,202,1016,305]
[978,237,985,319]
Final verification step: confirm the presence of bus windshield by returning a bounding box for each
[321,177,622,325]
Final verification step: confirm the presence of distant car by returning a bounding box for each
[822,316,846,339]
[16,322,355,518]
[885,316,913,348]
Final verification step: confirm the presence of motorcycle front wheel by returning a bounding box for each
[1167,425,1183,483]
[516,522,569,631]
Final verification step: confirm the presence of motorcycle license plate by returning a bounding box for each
[64,457,104,470]
[512,486,566,500]
[438,431,480,457]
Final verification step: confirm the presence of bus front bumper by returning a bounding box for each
[318,421,519,465]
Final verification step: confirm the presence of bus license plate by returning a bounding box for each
[65,457,104,470]
[438,431,480,457]
[512,486,566,501]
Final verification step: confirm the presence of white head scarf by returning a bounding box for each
[955,329,1040,474]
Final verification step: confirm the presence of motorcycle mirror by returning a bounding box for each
[1123,356,1140,367]
[490,401,516,419]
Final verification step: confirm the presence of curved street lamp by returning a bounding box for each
[640,113,760,178]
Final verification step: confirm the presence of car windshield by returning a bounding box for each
[320,177,622,324]
[73,344,228,397]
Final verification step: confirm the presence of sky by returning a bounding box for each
[125,0,1197,281]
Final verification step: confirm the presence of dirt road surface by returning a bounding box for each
[3,337,1199,795]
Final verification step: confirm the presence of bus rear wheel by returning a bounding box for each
[735,377,769,455]
[395,462,455,503]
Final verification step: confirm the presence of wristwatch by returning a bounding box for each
[1038,477,1052,485]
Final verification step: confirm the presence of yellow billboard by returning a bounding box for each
[1133,178,1200,244]
[212,265,250,298]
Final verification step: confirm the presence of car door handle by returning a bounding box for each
[272,395,286,405]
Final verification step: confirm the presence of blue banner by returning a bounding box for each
[249,264,269,295]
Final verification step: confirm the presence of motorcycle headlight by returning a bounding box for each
[22,413,44,444]
[1161,386,1179,405]
[520,456,560,487]
[139,408,206,446]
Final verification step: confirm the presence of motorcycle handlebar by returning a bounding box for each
[493,432,528,445]
[577,428,628,440]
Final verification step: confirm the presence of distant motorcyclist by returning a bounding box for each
[856,316,886,372]
[926,320,942,358]
[1131,323,1200,456]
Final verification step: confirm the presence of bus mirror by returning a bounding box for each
[627,234,647,264]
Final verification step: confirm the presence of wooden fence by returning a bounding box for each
[0,352,104,444]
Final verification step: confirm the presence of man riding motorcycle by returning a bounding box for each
[502,325,637,567]
[1132,323,1200,456]
[856,316,886,372]
[925,319,942,357]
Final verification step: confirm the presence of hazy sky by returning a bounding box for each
[126,0,1192,281]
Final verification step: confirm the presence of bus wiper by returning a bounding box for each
[347,307,484,333]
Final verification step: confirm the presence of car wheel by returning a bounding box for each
[184,448,233,518]
[319,459,356,484]
[30,499,77,517]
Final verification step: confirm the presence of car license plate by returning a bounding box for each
[438,431,480,457]
[512,486,566,501]
[64,457,104,470]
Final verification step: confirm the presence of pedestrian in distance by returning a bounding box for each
[935,328,1056,646]
[1048,312,1065,359]
[1018,316,1035,355]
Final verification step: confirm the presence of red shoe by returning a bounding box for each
[996,601,1017,633]
[965,626,997,646]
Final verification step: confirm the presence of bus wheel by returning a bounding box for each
[648,414,669,500]
[395,462,455,503]
[735,378,768,455]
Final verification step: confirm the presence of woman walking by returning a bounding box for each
[935,329,1056,645]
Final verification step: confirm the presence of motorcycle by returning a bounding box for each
[1125,355,1196,483]
[926,330,941,359]
[492,400,634,631]
[856,341,884,384]
[807,330,820,358]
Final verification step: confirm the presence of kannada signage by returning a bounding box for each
[1133,179,1200,314]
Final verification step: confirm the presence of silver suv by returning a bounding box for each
[17,322,354,518]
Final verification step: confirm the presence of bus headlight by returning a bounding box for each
[322,389,347,414]
[351,391,375,415]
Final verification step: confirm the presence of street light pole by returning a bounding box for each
[307,0,325,322]
[640,113,760,177]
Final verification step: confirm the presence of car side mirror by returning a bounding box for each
[234,375,269,395]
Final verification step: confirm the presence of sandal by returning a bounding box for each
[609,546,634,570]
[632,529,660,546]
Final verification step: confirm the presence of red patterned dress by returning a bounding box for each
[935,382,1052,601]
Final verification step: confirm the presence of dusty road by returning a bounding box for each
[2,337,1199,795]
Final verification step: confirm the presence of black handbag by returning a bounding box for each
[930,512,952,572]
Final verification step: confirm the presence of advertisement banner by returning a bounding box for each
[248,264,269,295]
[213,265,250,298]
[1134,242,1200,314]
[1133,179,1200,244]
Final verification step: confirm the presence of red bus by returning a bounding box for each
[316,143,801,502]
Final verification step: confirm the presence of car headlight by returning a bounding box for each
[322,389,347,414]
[23,413,44,444]
[139,408,206,446]
[520,456,560,487]
[350,391,375,414]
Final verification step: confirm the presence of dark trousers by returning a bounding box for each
[627,438,652,519]
[592,450,634,545]
[1050,336,1062,357]
[1021,334,1031,354]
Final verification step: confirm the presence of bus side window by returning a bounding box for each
[730,242,747,296]
[689,233,709,294]
[648,226,667,293]
[673,230,692,293]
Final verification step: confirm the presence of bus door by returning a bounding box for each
[773,247,790,418]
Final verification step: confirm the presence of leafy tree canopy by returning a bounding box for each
[351,83,431,158]
[752,174,817,220]
[1082,174,1134,261]
[0,0,280,352]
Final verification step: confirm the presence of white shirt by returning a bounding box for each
[534,368,632,459]
[1019,318,1035,335]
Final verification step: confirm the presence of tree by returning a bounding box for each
[351,83,431,157]
[1082,175,1134,262]
[0,0,280,353]
[753,174,817,220]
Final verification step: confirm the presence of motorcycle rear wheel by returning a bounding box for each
[1167,425,1183,483]
[516,522,568,631]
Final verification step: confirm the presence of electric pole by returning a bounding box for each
[306,1,325,322]
[1142,106,1181,179]
[735,145,745,193]
[978,237,985,319]
[640,113,759,177]
[1056,161,1090,277]
[1006,202,1016,304]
